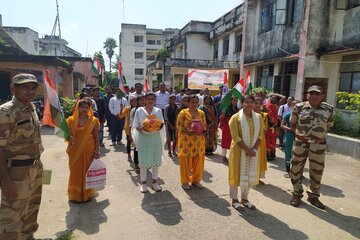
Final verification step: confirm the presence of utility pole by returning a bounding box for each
[51,0,62,56]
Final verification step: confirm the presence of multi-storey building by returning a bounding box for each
[147,5,244,91]
[119,23,178,87]
[3,26,81,57]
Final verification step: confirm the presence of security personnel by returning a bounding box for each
[0,73,44,240]
[289,85,334,210]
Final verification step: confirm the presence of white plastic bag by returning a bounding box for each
[86,159,106,190]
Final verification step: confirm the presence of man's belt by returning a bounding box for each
[10,157,40,167]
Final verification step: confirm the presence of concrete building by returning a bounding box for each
[242,0,360,123]
[147,5,245,91]
[2,26,81,57]
[119,23,179,87]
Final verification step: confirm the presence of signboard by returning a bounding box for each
[188,69,228,90]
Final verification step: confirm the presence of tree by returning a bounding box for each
[111,54,120,71]
[103,37,118,72]
[155,48,170,84]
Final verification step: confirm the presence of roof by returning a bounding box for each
[0,27,26,54]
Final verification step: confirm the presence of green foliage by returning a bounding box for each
[60,97,76,118]
[56,230,73,240]
[175,83,183,91]
[111,54,120,70]
[0,37,5,44]
[336,91,360,125]
[104,71,119,87]
[103,37,118,72]
[93,51,105,66]
[155,48,170,60]
[250,87,272,97]
[330,110,360,138]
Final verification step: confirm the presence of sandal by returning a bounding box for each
[152,182,162,192]
[241,200,256,210]
[232,202,245,211]
[192,182,204,189]
[182,183,191,190]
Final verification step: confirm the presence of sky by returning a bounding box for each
[1,0,242,66]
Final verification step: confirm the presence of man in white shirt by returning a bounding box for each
[109,88,128,145]
[278,96,294,148]
[155,82,170,115]
[129,83,145,99]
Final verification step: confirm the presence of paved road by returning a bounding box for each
[34,126,359,240]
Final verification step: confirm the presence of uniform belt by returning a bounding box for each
[11,157,40,167]
[295,135,319,143]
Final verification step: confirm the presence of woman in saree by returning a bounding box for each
[219,96,238,165]
[228,95,263,211]
[199,95,217,155]
[254,97,268,183]
[177,95,207,190]
[66,98,100,203]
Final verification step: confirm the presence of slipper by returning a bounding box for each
[152,183,162,192]
[192,182,204,189]
[232,202,245,211]
[241,200,256,210]
[182,184,191,190]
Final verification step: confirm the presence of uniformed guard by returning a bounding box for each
[0,73,44,240]
[289,85,334,210]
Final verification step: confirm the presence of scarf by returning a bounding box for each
[239,109,260,189]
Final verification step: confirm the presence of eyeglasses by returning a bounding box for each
[308,92,321,96]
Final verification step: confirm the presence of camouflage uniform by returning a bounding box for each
[0,97,44,240]
[290,101,334,198]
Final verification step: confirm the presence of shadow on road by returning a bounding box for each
[304,205,360,239]
[268,157,345,198]
[64,199,110,235]
[184,187,231,217]
[141,190,182,225]
[255,183,292,205]
[241,209,309,240]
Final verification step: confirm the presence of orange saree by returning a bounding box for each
[66,104,99,202]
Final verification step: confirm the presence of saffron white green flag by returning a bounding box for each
[42,70,70,139]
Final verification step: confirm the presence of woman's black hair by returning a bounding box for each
[240,95,255,104]
[145,92,156,99]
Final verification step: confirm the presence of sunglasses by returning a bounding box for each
[308,92,321,96]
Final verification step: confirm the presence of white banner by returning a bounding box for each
[188,69,228,90]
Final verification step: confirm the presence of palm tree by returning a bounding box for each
[155,48,170,85]
[103,37,118,72]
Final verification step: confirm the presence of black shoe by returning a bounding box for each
[290,195,302,207]
[307,197,325,210]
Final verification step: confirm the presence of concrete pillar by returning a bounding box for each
[62,70,73,98]
[295,0,311,101]
[0,14,2,27]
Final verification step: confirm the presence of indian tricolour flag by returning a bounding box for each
[144,79,149,93]
[42,70,70,139]
[91,58,101,76]
[232,70,252,100]
[118,61,126,97]
[220,70,232,111]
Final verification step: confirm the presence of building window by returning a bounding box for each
[147,54,155,61]
[213,41,219,59]
[223,36,229,56]
[157,40,161,45]
[135,52,144,59]
[288,0,303,23]
[336,0,360,9]
[135,68,144,75]
[135,36,143,43]
[339,72,360,93]
[234,32,242,53]
[147,40,156,45]
[257,64,274,89]
[260,0,276,32]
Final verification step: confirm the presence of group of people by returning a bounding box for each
[0,73,334,239]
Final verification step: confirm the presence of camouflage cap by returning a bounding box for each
[12,73,38,85]
[307,85,323,93]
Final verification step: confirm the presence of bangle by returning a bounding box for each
[252,147,257,151]
[94,151,100,154]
